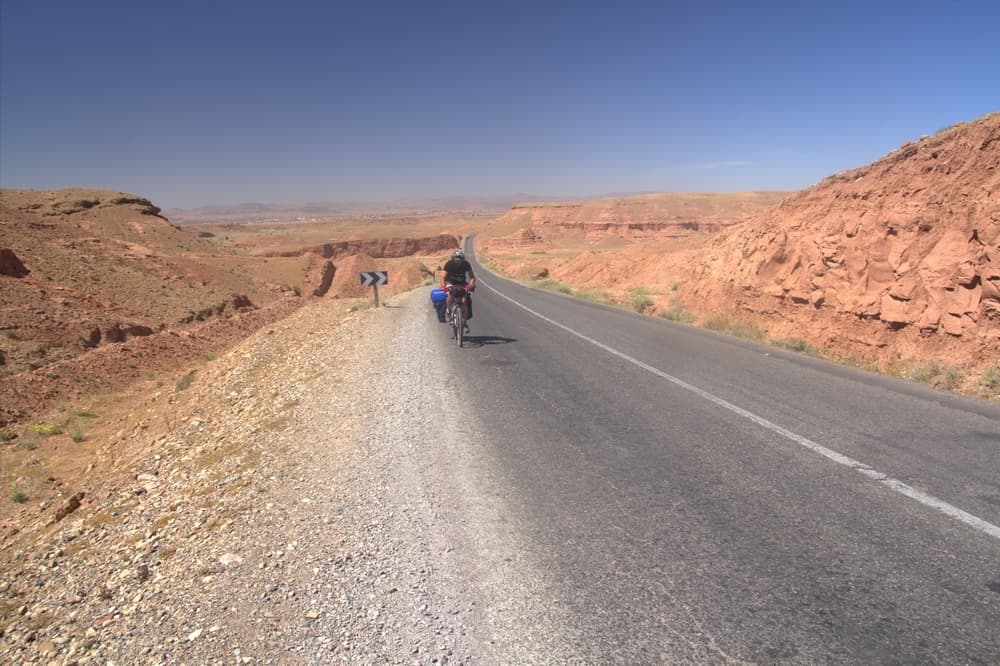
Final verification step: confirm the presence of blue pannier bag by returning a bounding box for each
[430,288,447,322]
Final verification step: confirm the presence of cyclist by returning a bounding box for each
[441,249,475,330]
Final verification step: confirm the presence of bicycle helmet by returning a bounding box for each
[452,249,465,259]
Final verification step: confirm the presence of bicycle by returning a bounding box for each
[446,285,470,347]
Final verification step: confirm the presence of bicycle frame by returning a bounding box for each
[447,286,468,347]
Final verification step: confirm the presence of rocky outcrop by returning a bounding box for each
[693,113,1000,340]
[8,190,165,218]
[480,228,546,251]
[179,295,257,324]
[259,234,460,260]
[670,112,1000,372]
[491,192,789,241]
[0,248,29,277]
[306,257,336,297]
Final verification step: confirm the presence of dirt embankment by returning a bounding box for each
[681,113,1000,373]
[0,189,455,427]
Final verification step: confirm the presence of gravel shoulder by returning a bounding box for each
[7,277,802,666]
[0,288,558,665]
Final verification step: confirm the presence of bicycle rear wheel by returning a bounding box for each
[454,304,464,347]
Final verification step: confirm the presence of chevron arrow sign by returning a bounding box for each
[360,271,388,287]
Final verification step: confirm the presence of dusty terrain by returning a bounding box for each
[1,188,488,580]
[0,292,497,664]
[0,189,482,427]
[2,111,999,661]
[479,112,1000,398]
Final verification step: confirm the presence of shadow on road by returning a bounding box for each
[463,335,517,347]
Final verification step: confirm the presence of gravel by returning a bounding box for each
[0,290,504,664]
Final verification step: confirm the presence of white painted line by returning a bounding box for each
[480,277,1000,542]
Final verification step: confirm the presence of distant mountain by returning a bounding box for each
[164,194,562,224]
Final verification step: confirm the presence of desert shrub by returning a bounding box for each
[729,321,766,341]
[703,314,766,341]
[773,338,820,355]
[204,353,218,362]
[631,294,655,313]
[575,288,612,304]
[896,360,940,385]
[660,301,695,323]
[890,360,965,391]
[978,364,1000,399]
[11,488,27,504]
[75,411,98,419]
[70,428,85,443]
[936,366,965,391]
[703,314,731,332]
[539,279,572,294]
[29,423,63,436]
[629,287,655,314]
[175,371,196,392]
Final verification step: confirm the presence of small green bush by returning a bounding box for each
[70,429,85,443]
[11,488,27,504]
[204,353,218,362]
[29,423,63,436]
[75,411,98,419]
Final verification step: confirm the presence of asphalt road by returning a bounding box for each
[426,245,1000,664]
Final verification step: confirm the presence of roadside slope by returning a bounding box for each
[0,291,492,664]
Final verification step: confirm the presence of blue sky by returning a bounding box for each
[2,1,998,208]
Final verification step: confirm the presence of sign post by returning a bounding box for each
[360,271,389,307]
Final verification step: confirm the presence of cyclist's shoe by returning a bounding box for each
[463,323,470,333]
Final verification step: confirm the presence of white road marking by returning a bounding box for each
[480,277,1000,542]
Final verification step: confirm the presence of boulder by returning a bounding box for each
[0,248,29,277]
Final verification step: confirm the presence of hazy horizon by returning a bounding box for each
[2,1,998,209]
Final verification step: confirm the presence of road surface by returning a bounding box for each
[413,244,1000,663]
